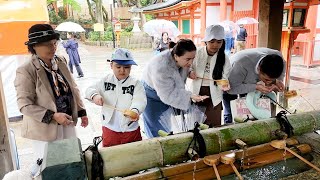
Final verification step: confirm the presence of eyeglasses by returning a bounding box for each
[37,40,58,47]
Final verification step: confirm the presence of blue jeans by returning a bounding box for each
[224,37,234,56]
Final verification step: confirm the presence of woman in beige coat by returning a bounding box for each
[14,24,88,174]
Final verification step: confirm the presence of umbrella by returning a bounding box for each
[219,20,239,37]
[55,21,85,32]
[143,19,181,38]
[236,17,259,25]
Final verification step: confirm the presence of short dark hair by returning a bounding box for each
[259,54,284,78]
[27,44,36,55]
[168,41,176,49]
[161,32,168,38]
[171,39,196,57]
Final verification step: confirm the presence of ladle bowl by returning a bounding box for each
[203,154,221,180]
[221,152,243,180]
[271,140,320,173]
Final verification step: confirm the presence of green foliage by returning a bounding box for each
[58,7,67,19]
[47,0,81,11]
[123,24,133,32]
[49,11,63,25]
[63,0,81,11]
[78,18,94,25]
[88,25,114,41]
[140,0,152,7]
[145,14,154,21]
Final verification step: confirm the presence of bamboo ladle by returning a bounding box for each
[104,104,138,120]
[284,90,298,99]
[203,154,222,180]
[270,140,320,173]
[220,152,243,180]
[197,77,229,86]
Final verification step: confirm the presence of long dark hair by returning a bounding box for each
[170,39,196,57]
[212,40,226,82]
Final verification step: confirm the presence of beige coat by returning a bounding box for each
[14,55,85,141]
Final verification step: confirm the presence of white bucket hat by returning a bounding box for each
[202,25,225,42]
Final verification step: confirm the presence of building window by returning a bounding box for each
[182,20,190,34]
[283,9,289,27]
[292,8,306,27]
[172,20,178,28]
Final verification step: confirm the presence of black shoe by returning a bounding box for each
[77,75,84,78]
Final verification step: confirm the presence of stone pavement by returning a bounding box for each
[8,43,320,171]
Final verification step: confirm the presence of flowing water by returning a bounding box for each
[222,154,312,180]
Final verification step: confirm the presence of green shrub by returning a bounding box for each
[88,26,115,41]
[49,11,63,25]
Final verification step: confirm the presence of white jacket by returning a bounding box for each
[85,74,147,132]
[142,50,192,111]
[190,47,231,106]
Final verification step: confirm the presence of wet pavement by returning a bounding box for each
[8,43,320,171]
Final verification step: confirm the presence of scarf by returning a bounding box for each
[38,56,69,96]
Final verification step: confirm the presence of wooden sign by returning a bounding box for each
[114,22,121,32]
[93,23,104,32]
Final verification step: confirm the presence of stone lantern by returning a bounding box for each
[129,6,142,33]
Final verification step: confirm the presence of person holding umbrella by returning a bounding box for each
[63,34,84,78]
[156,32,171,52]
[235,24,247,53]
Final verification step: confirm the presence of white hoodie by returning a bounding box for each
[86,74,147,132]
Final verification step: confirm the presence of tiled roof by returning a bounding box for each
[141,0,183,11]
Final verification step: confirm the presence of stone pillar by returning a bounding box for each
[258,0,285,50]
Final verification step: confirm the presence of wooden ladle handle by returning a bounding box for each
[285,147,320,172]
[212,164,221,180]
[230,162,243,180]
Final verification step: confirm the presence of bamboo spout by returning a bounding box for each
[270,140,320,173]
[235,139,247,149]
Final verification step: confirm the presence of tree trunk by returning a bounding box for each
[95,0,103,23]
[86,0,97,23]
[102,5,109,22]
[136,0,146,25]
[117,0,123,7]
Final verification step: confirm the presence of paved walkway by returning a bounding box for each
[8,43,320,170]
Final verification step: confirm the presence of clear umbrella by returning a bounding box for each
[143,19,181,38]
[236,17,259,25]
[55,21,85,32]
[219,20,240,33]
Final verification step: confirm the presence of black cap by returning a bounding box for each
[25,24,60,45]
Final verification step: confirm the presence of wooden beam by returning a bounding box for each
[0,73,14,179]
[258,0,285,50]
